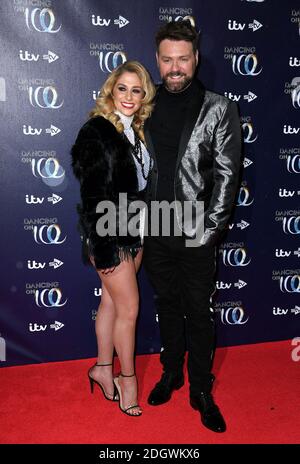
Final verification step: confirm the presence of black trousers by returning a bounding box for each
[143,235,216,395]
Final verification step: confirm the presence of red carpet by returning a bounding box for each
[0,340,299,444]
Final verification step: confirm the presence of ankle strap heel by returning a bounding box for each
[95,362,113,367]
[87,362,118,401]
[113,374,142,417]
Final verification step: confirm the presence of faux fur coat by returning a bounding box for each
[71,116,144,269]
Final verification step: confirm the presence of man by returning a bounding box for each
[143,21,241,433]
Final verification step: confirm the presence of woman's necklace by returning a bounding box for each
[129,131,149,181]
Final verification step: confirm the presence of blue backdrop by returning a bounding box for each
[1,0,299,367]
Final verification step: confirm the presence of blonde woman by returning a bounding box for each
[71,61,155,416]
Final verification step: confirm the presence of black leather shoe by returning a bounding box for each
[190,392,226,433]
[148,372,184,406]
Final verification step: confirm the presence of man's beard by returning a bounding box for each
[162,73,192,93]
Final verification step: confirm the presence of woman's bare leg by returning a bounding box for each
[134,248,143,273]
[99,254,141,415]
[89,283,116,399]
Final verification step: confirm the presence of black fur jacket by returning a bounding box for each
[71,116,143,269]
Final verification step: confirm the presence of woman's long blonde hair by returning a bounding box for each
[89,61,156,142]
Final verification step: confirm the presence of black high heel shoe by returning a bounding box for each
[113,373,142,416]
[88,362,119,402]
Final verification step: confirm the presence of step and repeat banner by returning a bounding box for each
[0,0,299,366]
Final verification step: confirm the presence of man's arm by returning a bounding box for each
[200,100,242,247]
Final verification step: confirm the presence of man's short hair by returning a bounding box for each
[155,20,199,54]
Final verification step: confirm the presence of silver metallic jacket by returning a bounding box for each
[144,80,242,247]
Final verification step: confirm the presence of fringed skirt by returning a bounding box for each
[78,187,147,267]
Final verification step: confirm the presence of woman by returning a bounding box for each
[71,61,155,416]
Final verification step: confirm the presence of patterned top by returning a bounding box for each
[115,111,151,191]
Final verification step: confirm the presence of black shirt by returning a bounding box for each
[150,79,199,202]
